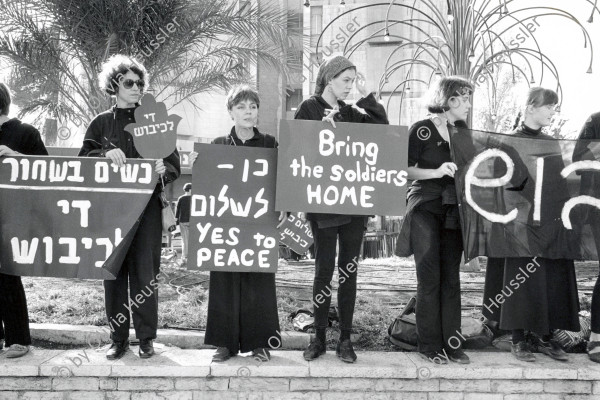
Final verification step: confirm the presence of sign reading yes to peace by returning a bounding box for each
[188,144,279,273]
[276,120,409,216]
[125,93,181,159]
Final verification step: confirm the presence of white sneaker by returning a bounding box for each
[5,344,29,359]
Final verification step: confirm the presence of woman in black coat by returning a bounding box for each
[79,55,180,360]
[190,85,281,362]
[294,55,388,363]
[482,87,580,362]
[0,82,48,359]
[396,76,474,365]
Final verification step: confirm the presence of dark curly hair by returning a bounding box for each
[98,54,148,96]
[426,76,474,113]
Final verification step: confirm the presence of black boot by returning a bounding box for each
[106,340,129,360]
[336,339,357,363]
[139,339,155,359]
[212,347,235,362]
[303,338,326,361]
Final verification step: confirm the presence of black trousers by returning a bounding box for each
[104,193,162,341]
[310,217,365,331]
[411,206,463,352]
[205,271,280,353]
[593,266,600,334]
[590,219,600,333]
[0,273,31,346]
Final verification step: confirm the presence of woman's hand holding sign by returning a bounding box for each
[105,148,127,167]
[322,107,340,128]
[189,151,198,165]
[155,159,166,175]
[0,145,19,157]
[437,162,458,178]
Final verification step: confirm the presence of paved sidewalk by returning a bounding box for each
[2,346,600,399]
[2,346,599,380]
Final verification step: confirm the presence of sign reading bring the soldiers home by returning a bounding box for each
[188,144,279,273]
[276,120,409,216]
[0,156,158,279]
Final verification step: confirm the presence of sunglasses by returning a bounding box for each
[120,79,145,89]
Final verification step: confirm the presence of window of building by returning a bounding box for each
[310,6,323,47]
[286,89,303,111]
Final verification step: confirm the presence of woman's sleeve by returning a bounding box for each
[340,93,389,125]
[407,122,424,167]
[573,114,599,162]
[162,149,181,185]
[26,126,49,156]
[294,101,316,121]
[78,117,103,157]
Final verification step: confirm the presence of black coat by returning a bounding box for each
[204,125,281,353]
[0,119,48,156]
[78,105,180,186]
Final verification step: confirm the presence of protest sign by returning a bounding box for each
[188,144,279,273]
[276,120,409,215]
[450,128,600,261]
[0,156,158,279]
[279,212,313,254]
[125,93,181,159]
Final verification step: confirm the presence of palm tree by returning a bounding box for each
[0,0,300,144]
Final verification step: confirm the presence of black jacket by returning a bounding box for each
[78,105,180,186]
[294,92,389,125]
[294,93,389,228]
[0,119,48,156]
[175,194,191,224]
[212,127,277,148]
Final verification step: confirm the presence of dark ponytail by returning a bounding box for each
[512,111,522,130]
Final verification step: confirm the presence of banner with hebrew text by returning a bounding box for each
[279,212,313,254]
[450,128,600,261]
[0,156,158,279]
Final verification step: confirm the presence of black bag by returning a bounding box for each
[388,297,418,350]
[159,177,177,234]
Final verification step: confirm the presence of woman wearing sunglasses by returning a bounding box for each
[395,76,473,365]
[79,54,180,360]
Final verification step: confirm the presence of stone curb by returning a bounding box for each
[30,323,311,350]
[2,349,600,381]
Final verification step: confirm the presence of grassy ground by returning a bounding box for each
[22,256,597,351]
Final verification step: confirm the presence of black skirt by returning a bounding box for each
[482,257,580,335]
[204,271,281,353]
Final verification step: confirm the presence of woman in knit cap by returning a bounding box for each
[294,55,388,363]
